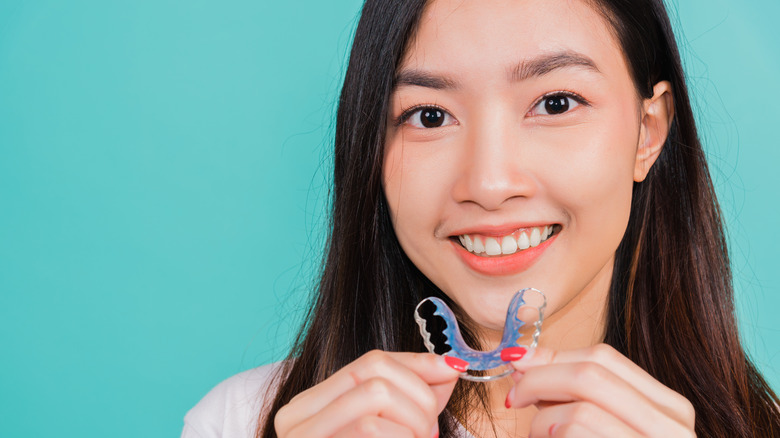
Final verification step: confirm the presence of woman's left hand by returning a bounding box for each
[504,344,696,437]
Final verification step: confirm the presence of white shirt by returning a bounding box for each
[181,363,281,438]
[181,362,474,438]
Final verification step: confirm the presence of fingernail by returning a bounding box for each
[504,386,515,409]
[430,424,439,438]
[444,356,469,372]
[501,346,527,362]
[511,347,537,370]
[548,423,559,436]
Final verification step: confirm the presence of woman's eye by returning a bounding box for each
[403,107,455,128]
[531,94,581,116]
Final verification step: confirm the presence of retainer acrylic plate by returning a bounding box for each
[414,288,546,382]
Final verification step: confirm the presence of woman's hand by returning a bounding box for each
[274,350,463,438]
[504,344,696,437]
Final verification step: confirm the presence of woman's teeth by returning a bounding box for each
[457,225,555,256]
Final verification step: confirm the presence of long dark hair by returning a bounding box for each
[259,0,780,436]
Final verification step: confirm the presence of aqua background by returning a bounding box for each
[0,0,777,436]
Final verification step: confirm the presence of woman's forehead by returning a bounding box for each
[399,0,628,86]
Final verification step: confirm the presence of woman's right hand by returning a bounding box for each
[274,350,464,438]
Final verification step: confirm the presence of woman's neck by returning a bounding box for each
[465,257,613,437]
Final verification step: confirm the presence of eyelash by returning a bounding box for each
[394,90,590,126]
[532,90,590,114]
[395,104,448,126]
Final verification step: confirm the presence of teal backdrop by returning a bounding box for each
[0,0,777,436]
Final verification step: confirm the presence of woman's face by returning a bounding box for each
[384,0,662,335]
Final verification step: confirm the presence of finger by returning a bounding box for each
[510,345,694,422]
[508,362,689,436]
[388,354,462,413]
[288,377,436,438]
[530,401,640,438]
[549,422,603,438]
[332,416,416,438]
[282,351,459,428]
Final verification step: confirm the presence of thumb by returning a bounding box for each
[389,352,462,413]
[430,374,459,413]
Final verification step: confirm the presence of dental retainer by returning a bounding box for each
[414,288,546,382]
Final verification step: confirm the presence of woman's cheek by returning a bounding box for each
[539,120,637,265]
[382,139,439,261]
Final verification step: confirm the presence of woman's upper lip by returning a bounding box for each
[448,222,559,237]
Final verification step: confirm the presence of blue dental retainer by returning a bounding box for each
[414,288,546,382]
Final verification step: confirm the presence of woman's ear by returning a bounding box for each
[634,81,674,182]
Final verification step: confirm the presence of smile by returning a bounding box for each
[456,225,560,257]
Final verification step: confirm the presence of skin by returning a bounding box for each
[276,0,695,437]
[385,0,653,348]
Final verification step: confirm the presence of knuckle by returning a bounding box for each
[273,405,292,435]
[421,351,441,368]
[349,350,391,385]
[589,343,618,362]
[661,391,695,426]
[546,348,561,365]
[362,349,386,363]
[572,361,606,384]
[361,350,392,371]
[362,377,393,401]
[528,410,549,435]
[679,396,696,424]
[354,416,383,437]
[287,388,308,405]
[569,402,596,423]
[554,423,579,437]
[420,390,437,416]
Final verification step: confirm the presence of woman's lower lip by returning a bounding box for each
[452,233,557,276]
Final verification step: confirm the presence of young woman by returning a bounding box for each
[182,0,780,436]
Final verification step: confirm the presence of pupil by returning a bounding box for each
[545,96,569,114]
[421,108,444,127]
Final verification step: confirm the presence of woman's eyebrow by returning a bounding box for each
[394,70,459,90]
[393,50,601,91]
[509,51,601,82]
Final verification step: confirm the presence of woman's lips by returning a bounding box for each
[451,225,559,275]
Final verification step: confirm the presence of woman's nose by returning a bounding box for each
[450,117,537,210]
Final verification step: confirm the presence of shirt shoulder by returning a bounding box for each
[181,362,284,438]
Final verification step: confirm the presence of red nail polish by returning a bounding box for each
[501,346,527,362]
[444,356,469,372]
[548,423,558,436]
[504,391,513,409]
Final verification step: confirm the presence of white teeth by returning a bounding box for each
[501,235,518,254]
[529,228,541,247]
[463,234,474,252]
[457,225,556,256]
[517,232,530,250]
[485,237,502,255]
[472,236,485,253]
